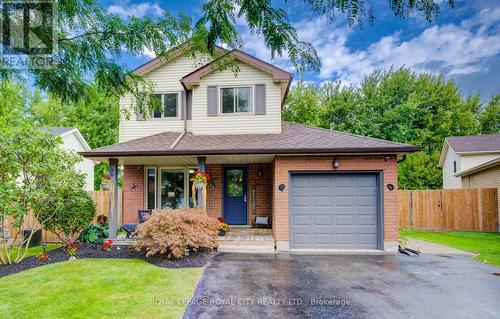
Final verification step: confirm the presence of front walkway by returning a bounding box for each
[407,238,477,256]
[184,253,500,319]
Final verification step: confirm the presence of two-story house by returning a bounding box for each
[439,134,500,189]
[81,47,419,252]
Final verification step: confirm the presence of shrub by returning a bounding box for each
[81,224,109,244]
[37,189,96,244]
[134,208,219,259]
[96,214,108,227]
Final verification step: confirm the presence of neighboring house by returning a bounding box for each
[47,127,95,191]
[438,134,500,189]
[81,46,419,252]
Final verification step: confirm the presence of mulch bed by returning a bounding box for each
[0,243,215,277]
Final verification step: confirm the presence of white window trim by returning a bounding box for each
[144,167,157,210]
[219,86,254,115]
[150,92,181,120]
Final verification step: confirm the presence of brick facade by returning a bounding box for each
[205,164,222,218]
[272,155,398,245]
[122,165,145,224]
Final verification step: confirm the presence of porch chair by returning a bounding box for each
[251,215,272,229]
[120,209,152,239]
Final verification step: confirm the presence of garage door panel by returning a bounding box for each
[314,214,332,225]
[335,196,354,207]
[292,233,312,245]
[357,195,377,207]
[290,173,379,249]
[336,215,354,225]
[335,175,354,187]
[312,175,332,187]
[313,196,332,206]
[314,233,334,244]
[292,176,311,188]
[358,214,376,225]
[336,234,354,245]
[292,215,311,225]
[292,196,310,207]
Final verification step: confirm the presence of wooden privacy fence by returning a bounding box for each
[4,190,123,243]
[399,188,498,232]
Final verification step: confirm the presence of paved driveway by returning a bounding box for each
[184,253,500,319]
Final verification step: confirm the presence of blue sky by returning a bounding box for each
[101,0,500,99]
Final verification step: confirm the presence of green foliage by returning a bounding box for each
[480,95,500,134]
[81,225,109,244]
[0,80,120,190]
[1,0,455,110]
[37,190,96,244]
[0,108,85,263]
[283,68,497,189]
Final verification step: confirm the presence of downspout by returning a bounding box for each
[180,80,188,133]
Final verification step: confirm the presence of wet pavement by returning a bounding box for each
[184,253,500,319]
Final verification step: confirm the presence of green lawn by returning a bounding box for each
[0,259,202,319]
[401,230,500,266]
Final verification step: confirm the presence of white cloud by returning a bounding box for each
[108,1,162,18]
[293,8,500,84]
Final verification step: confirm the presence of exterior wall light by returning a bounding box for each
[258,169,263,177]
[333,159,340,169]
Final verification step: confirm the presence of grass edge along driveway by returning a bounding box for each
[0,258,202,319]
[401,230,500,266]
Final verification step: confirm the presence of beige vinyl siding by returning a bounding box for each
[462,164,500,215]
[119,55,210,142]
[192,62,282,135]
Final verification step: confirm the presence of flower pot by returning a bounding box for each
[219,230,226,236]
[101,183,110,190]
[194,182,205,190]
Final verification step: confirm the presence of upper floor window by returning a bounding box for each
[151,93,179,118]
[221,87,252,113]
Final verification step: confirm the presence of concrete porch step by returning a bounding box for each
[217,244,275,254]
[218,240,274,246]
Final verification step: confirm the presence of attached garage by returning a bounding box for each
[289,172,382,250]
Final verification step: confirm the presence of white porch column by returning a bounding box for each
[197,157,206,208]
[108,158,119,239]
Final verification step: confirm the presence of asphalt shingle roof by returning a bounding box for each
[44,127,75,136]
[81,122,419,157]
[446,134,500,153]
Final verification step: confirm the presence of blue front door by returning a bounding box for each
[223,166,247,225]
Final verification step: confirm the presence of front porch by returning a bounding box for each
[113,227,276,253]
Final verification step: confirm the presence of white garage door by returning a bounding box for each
[289,173,380,249]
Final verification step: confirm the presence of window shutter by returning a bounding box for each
[136,106,145,121]
[255,84,266,115]
[186,90,192,120]
[181,91,186,120]
[207,86,218,116]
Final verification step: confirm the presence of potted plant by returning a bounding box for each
[191,170,211,189]
[218,222,230,236]
[101,175,111,190]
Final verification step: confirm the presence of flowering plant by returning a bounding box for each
[102,240,113,252]
[37,251,49,262]
[66,243,78,256]
[219,222,230,232]
[101,175,111,184]
[217,217,225,223]
[191,170,211,184]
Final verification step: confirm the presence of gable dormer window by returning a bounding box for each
[221,87,252,113]
[151,93,179,118]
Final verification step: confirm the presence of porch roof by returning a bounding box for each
[80,122,420,160]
